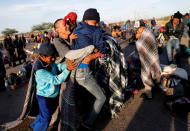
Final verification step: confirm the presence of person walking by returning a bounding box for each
[136,20,161,99]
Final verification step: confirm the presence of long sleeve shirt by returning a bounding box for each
[34,59,70,98]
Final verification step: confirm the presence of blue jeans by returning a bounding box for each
[30,95,57,131]
[166,38,180,62]
[76,67,106,125]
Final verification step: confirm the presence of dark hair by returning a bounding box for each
[185,13,189,16]
[54,18,63,29]
[42,37,50,43]
[44,31,48,34]
[174,11,182,19]
[139,19,145,27]
[38,42,57,56]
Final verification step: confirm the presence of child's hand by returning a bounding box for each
[99,53,106,58]
[93,49,106,58]
[66,59,78,71]
[69,33,78,44]
[82,52,100,65]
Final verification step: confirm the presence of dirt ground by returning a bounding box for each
[0,35,190,131]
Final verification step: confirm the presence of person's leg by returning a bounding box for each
[174,39,180,52]
[172,39,180,63]
[76,68,106,126]
[144,82,152,99]
[17,51,22,64]
[7,51,12,67]
[31,95,52,131]
[166,39,173,63]
[10,51,16,66]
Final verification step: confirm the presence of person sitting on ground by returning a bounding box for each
[136,20,161,99]
[164,11,184,64]
[30,42,77,131]
[70,8,107,129]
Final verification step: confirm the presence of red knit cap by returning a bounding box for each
[63,12,77,25]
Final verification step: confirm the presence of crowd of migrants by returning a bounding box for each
[0,9,190,131]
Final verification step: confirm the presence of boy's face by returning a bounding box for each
[136,26,144,39]
[85,20,98,26]
[40,55,55,64]
[173,18,179,25]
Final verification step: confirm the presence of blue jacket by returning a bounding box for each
[71,22,107,54]
[34,58,70,98]
[151,19,156,26]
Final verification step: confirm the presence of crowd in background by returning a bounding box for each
[0,9,190,131]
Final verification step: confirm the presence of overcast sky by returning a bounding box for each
[0,0,190,34]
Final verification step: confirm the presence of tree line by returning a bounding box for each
[1,22,54,36]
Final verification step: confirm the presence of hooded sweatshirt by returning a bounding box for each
[71,22,107,54]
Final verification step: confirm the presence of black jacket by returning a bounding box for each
[4,38,14,51]
[14,38,24,52]
[164,20,184,41]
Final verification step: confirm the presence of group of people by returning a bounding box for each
[30,31,55,43]
[1,8,190,131]
[111,11,190,64]
[30,9,110,131]
[31,9,190,130]
[3,34,26,67]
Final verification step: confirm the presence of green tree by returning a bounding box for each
[1,28,18,36]
[32,22,54,32]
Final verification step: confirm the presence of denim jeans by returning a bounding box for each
[166,38,180,62]
[30,95,56,131]
[76,67,106,125]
